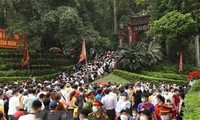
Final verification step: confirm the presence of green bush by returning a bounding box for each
[37,72,61,81]
[141,71,187,80]
[0,58,20,63]
[113,69,187,84]
[184,80,200,120]
[0,72,61,83]
[0,69,59,77]
[0,77,29,83]
[188,80,200,94]
[30,59,74,66]
[0,62,21,70]
[59,65,75,71]
[30,64,53,69]
[145,61,200,75]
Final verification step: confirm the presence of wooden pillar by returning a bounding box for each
[195,34,200,66]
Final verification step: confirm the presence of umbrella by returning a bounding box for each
[49,47,62,52]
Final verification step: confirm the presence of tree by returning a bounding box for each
[148,0,200,32]
[149,11,197,60]
[1,0,112,55]
[116,41,162,71]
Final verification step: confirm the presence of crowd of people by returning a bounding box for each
[0,81,188,120]
[0,51,189,120]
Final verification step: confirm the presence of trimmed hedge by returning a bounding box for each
[146,62,200,75]
[113,69,187,84]
[59,65,75,71]
[187,80,200,94]
[141,71,187,80]
[184,80,200,120]
[30,59,74,66]
[0,72,61,83]
[0,69,59,77]
[37,72,61,81]
[0,58,74,70]
[0,77,29,83]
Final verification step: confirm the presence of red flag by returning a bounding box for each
[78,39,87,64]
[179,52,183,71]
[21,49,29,67]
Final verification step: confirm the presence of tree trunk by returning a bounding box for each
[113,0,117,33]
[195,34,200,66]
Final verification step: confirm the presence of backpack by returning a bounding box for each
[140,102,152,113]
[75,94,85,108]
[140,102,153,120]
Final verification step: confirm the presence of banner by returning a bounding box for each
[0,29,26,49]
[21,49,29,67]
[98,82,109,86]
[78,39,87,63]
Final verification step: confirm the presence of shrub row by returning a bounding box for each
[30,59,74,66]
[37,72,61,81]
[113,69,187,84]
[0,72,61,83]
[0,58,75,70]
[146,62,200,75]
[141,71,187,80]
[59,65,75,71]
[184,80,200,119]
[0,58,20,63]
[0,69,59,77]
[187,80,200,94]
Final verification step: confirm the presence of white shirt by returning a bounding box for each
[18,114,36,120]
[8,96,19,115]
[60,89,68,102]
[101,94,115,110]
[109,92,118,105]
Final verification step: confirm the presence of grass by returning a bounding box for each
[93,73,130,84]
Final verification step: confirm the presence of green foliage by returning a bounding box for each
[141,71,187,80]
[59,65,75,71]
[145,61,200,75]
[188,80,200,94]
[0,72,60,83]
[150,11,197,43]
[113,69,187,84]
[1,0,114,54]
[0,69,59,77]
[149,11,197,63]
[116,41,162,71]
[184,80,200,120]
[149,0,200,31]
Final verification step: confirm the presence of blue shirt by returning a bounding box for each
[95,94,103,101]
[129,116,136,120]
[137,102,155,113]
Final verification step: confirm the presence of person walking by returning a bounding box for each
[79,108,89,120]
[67,91,78,120]
[18,100,42,120]
[88,98,108,120]
[136,93,157,120]
[8,89,19,120]
[115,92,131,115]
[101,89,115,120]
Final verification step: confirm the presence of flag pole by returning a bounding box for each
[77,38,89,83]
[85,53,89,83]
[83,38,89,83]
